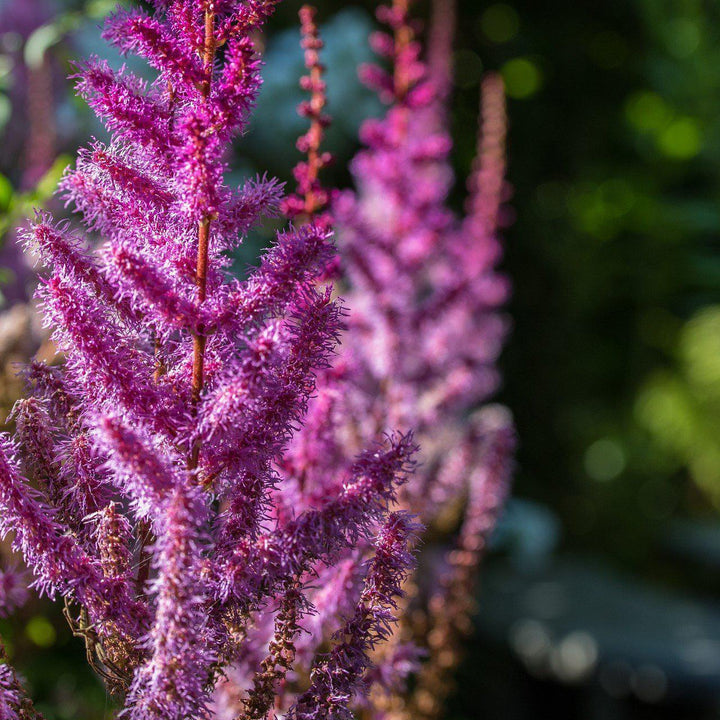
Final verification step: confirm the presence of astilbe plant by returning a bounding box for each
[0,2,420,719]
[218,0,515,718]
[336,1,516,715]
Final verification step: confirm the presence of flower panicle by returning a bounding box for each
[464,72,510,243]
[282,5,334,232]
[289,512,420,720]
[296,0,517,716]
[0,638,43,720]
[4,1,422,717]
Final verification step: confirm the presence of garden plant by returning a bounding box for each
[0,0,512,718]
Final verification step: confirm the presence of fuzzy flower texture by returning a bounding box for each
[0,0,513,719]
[221,0,515,717]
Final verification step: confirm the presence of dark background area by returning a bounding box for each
[2,0,720,718]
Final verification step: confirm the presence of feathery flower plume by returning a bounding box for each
[335,0,516,714]
[1,638,40,720]
[213,9,422,717]
[237,0,516,717]
[289,513,419,720]
[221,1,514,717]
[1,2,417,718]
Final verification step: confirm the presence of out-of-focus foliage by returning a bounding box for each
[638,306,720,508]
[453,0,720,569]
[0,156,67,239]
[629,1,720,511]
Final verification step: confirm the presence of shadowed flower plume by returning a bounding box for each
[215,1,517,718]
[218,2,514,719]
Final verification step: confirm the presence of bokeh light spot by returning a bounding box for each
[632,664,668,702]
[597,178,636,217]
[501,57,542,99]
[551,631,598,682]
[480,4,520,44]
[26,616,57,647]
[624,91,671,133]
[635,375,694,450]
[0,55,13,83]
[0,31,22,54]
[681,306,720,395]
[658,117,701,159]
[666,18,701,58]
[510,619,551,669]
[0,95,10,133]
[565,180,634,240]
[0,173,13,212]
[584,438,626,481]
[86,0,124,18]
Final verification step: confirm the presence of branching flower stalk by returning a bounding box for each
[220,0,514,718]
[281,5,333,231]
[228,0,516,718]
[340,0,516,712]
[0,639,41,720]
[0,2,420,719]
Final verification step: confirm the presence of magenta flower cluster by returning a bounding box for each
[0,2,420,719]
[332,0,516,709]
[0,0,514,718]
[337,0,516,557]
[217,0,515,717]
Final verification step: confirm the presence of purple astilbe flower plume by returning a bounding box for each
[211,9,424,718]
[214,0,514,718]
[289,513,419,720]
[332,0,516,715]
[0,2,418,718]
[0,662,22,720]
[0,638,37,720]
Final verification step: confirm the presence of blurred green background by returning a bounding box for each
[2,0,720,717]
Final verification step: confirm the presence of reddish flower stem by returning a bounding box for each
[283,6,333,228]
[190,6,217,470]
